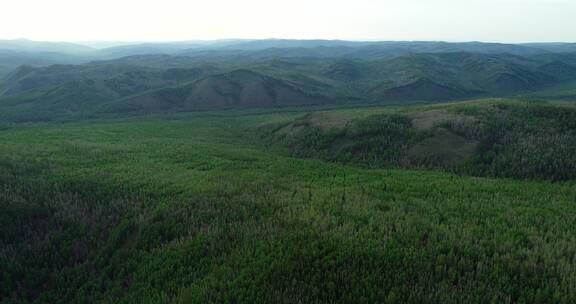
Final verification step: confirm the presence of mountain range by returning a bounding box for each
[1,39,576,121]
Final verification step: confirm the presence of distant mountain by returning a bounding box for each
[379,79,477,101]
[0,50,90,81]
[315,52,560,99]
[0,39,95,54]
[2,39,576,121]
[0,63,211,120]
[1,64,159,97]
[177,41,547,60]
[538,61,576,80]
[1,38,575,82]
[521,43,576,53]
[99,40,249,58]
[0,39,549,62]
[107,70,327,113]
[0,40,98,81]
[211,39,372,50]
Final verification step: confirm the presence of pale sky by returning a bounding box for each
[2,0,575,43]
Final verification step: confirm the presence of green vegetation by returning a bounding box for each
[3,47,576,122]
[523,80,576,100]
[258,100,576,180]
[2,100,576,303]
[2,39,576,303]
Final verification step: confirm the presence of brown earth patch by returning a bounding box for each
[306,112,353,130]
[411,110,476,130]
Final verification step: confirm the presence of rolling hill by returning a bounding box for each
[2,99,576,303]
[0,39,99,81]
[256,100,576,180]
[1,40,576,121]
[3,38,576,304]
[106,70,328,113]
[0,39,95,54]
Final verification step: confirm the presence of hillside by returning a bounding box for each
[0,39,565,81]
[157,40,548,59]
[0,39,95,54]
[2,100,576,303]
[256,100,576,180]
[0,40,99,80]
[0,64,213,121]
[2,49,576,121]
[0,50,90,81]
[110,70,327,112]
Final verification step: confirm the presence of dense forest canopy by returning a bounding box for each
[1,39,576,303]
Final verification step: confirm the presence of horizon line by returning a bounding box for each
[2,37,575,45]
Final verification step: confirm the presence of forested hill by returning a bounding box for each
[255,100,576,181]
[0,43,576,121]
[2,99,576,303]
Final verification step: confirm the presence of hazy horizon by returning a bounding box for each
[3,37,576,48]
[2,0,576,43]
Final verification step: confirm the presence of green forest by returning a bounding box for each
[4,33,576,304]
[258,100,576,180]
[2,99,576,303]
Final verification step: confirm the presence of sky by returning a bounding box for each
[2,0,575,43]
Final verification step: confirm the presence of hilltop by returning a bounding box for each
[256,100,576,180]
